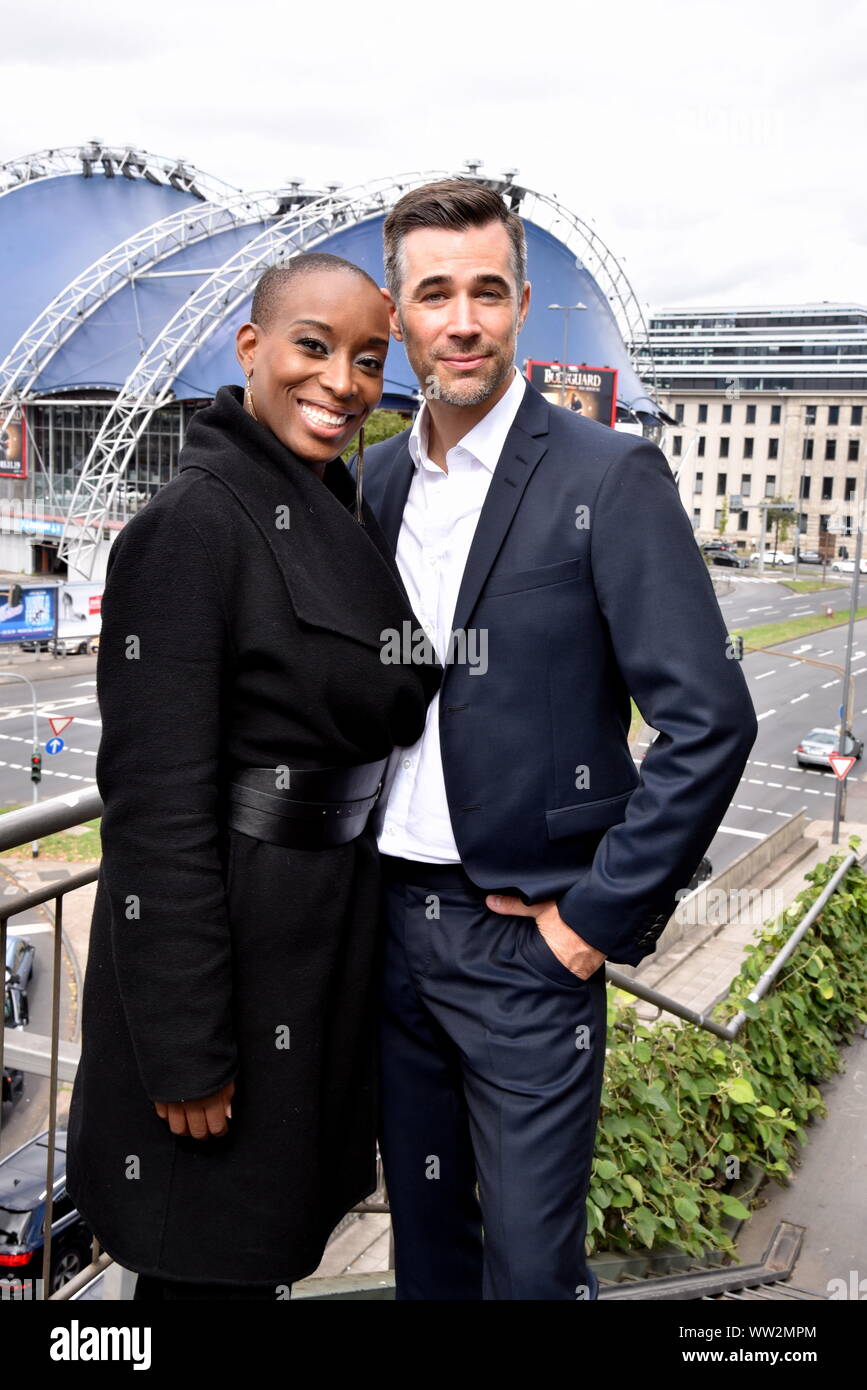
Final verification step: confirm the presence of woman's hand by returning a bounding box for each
[154,1080,235,1139]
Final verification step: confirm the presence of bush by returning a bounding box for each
[589,837,867,1257]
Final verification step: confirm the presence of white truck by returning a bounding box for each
[53,581,103,655]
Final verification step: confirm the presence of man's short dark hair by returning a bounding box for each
[383,180,527,303]
[251,252,380,328]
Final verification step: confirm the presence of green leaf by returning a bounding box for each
[725,1077,757,1105]
[674,1196,700,1223]
[717,1193,752,1220]
[595,1158,618,1181]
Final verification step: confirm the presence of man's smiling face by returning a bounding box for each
[387,220,529,408]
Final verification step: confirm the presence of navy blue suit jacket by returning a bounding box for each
[353,378,758,966]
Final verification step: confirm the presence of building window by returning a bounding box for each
[672,434,682,456]
[694,472,703,494]
[738,510,748,531]
[746,404,756,424]
[819,514,829,533]
[770,403,782,424]
[852,405,863,426]
[765,475,776,498]
[692,507,701,528]
[698,436,706,457]
[721,403,732,424]
[698,403,708,423]
[822,477,834,501]
[744,437,754,459]
[805,404,817,425]
[768,437,779,459]
[741,474,752,498]
[800,475,811,500]
[716,472,727,495]
[714,508,723,528]
[825,438,836,460]
[828,405,839,426]
[798,512,808,534]
[803,438,814,460]
[675,403,684,423]
[720,436,729,458]
[848,438,859,462]
[845,477,857,502]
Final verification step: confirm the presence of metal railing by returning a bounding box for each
[0,787,860,1300]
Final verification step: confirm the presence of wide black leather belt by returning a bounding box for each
[228,759,388,849]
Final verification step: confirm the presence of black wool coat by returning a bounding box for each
[66,385,440,1286]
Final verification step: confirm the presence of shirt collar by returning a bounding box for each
[407,366,527,473]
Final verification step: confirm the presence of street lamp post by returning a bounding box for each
[547,303,587,406]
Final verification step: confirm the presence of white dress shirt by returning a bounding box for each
[376,365,528,862]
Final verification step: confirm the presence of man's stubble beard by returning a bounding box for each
[399,314,518,408]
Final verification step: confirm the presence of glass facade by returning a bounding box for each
[20,401,200,518]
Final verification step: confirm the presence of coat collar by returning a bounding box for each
[375,376,551,635]
[179,385,430,655]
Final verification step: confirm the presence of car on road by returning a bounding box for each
[0,1130,94,1295]
[795,726,864,769]
[748,549,795,567]
[708,550,748,568]
[4,935,34,1029]
[2,1066,24,1106]
[700,540,737,554]
[830,558,867,575]
[795,549,822,564]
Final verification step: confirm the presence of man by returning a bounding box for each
[355,180,757,1301]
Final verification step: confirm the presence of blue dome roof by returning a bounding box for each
[1,165,660,419]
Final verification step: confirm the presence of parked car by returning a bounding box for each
[0,1130,94,1294]
[830,558,867,575]
[708,551,748,569]
[4,935,34,1029]
[687,856,713,891]
[748,549,795,566]
[795,549,821,564]
[795,726,864,769]
[2,1067,24,1106]
[17,639,52,654]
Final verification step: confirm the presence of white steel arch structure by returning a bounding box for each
[0,143,240,205]
[57,169,449,576]
[0,189,292,412]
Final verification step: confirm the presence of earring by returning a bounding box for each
[244,371,258,421]
[354,425,365,525]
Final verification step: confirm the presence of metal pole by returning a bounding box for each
[831,486,865,843]
[0,671,41,853]
[561,310,569,407]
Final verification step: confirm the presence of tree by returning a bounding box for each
[340,409,412,464]
[718,496,729,537]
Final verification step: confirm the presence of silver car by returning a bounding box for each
[796,726,864,769]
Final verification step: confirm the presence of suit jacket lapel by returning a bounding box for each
[450,380,550,637]
[374,439,415,555]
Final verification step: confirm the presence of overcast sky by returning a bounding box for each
[3,0,865,314]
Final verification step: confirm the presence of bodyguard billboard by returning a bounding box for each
[525,361,618,427]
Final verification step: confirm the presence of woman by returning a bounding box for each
[66,251,441,1300]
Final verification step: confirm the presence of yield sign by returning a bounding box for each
[48,716,74,736]
[828,753,856,780]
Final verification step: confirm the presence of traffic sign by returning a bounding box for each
[829,753,856,780]
[45,737,65,755]
[48,716,74,736]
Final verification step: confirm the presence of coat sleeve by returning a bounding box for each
[94,492,238,1103]
[556,440,759,967]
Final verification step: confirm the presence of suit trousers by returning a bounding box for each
[377,856,607,1300]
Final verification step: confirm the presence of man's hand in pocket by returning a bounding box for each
[486,894,607,981]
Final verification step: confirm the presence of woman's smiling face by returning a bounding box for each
[235,267,391,464]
